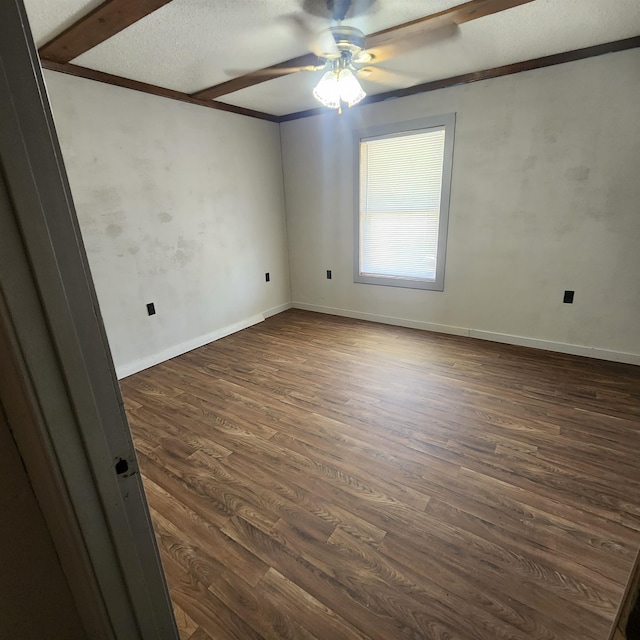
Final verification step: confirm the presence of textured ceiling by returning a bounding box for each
[24,0,640,116]
[27,0,103,45]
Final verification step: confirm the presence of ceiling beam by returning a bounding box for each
[40,59,279,122]
[364,0,534,53]
[39,0,174,63]
[190,0,535,101]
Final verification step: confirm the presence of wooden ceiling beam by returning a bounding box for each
[364,0,534,53]
[190,0,535,101]
[39,0,174,63]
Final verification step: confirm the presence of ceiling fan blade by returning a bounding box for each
[192,52,320,100]
[283,13,339,58]
[365,23,460,63]
[357,66,424,87]
[364,0,534,59]
[192,0,534,101]
[225,64,322,78]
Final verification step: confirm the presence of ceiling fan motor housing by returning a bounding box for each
[322,25,366,59]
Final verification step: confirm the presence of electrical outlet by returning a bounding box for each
[146,302,156,316]
[563,290,574,304]
[265,272,270,282]
[326,270,332,280]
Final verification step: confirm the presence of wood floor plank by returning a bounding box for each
[120,309,640,640]
[377,530,601,640]
[257,568,369,640]
[326,525,561,640]
[222,514,459,640]
[160,551,262,640]
[211,447,388,546]
[206,567,321,640]
[172,602,198,640]
[187,449,337,541]
[187,628,215,640]
[139,457,270,587]
[423,498,622,615]
[149,503,225,598]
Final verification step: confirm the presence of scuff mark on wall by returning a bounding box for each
[93,186,121,207]
[106,223,123,238]
[174,236,199,267]
[564,166,590,181]
[44,70,291,372]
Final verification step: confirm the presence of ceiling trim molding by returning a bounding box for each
[279,35,640,122]
[39,59,279,122]
[39,0,174,64]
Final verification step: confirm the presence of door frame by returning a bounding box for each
[0,1,177,637]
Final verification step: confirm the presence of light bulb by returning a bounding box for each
[338,68,366,107]
[313,70,341,109]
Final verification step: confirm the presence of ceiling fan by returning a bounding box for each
[192,0,536,111]
[309,25,369,112]
[294,2,383,113]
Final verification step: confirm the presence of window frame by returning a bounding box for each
[353,113,456,291]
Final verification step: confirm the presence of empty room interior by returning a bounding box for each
[3,0,640,639]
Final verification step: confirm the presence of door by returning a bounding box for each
[0,1,178,637]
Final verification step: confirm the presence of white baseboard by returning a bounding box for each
[116,313,265,379]
[263,301,292,318]
[116,302,640,378]
[469,330,640,366]
[292,302,640,366]
[291,302,469,337]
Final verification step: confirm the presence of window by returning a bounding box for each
[354,114,455,291]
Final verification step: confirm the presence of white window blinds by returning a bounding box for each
[359,127,447,283]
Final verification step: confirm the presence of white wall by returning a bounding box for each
[45,71,291,377]
[280,49,640,363]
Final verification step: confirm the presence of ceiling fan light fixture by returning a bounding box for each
[337,68,366,107]
[313,65,366,110]
[312,69,341,109]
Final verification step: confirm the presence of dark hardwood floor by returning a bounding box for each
[120,309,640,640]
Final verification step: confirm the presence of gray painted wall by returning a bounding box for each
[45,71,291,377]
[280,48,640,361]
[45,49,640,370]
